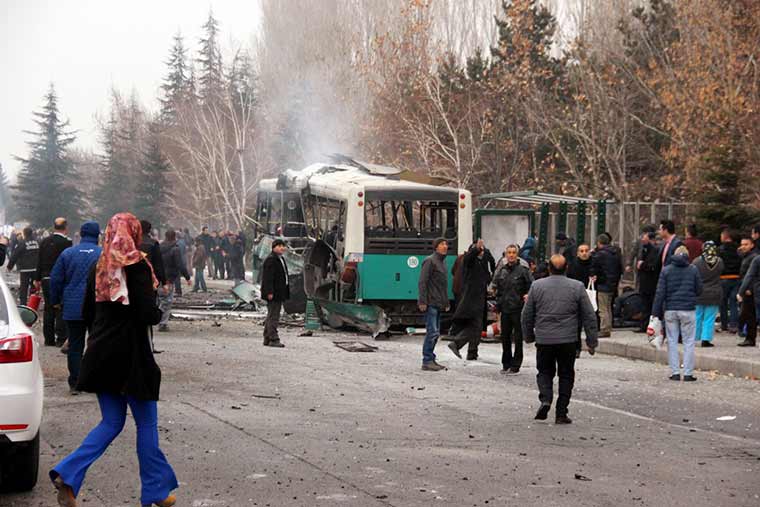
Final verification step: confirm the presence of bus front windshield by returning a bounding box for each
[364,200,457,240]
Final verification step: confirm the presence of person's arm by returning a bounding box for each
[174,247,191,280]
[261,257,274,298]
[738,257,758,296]
[7,243,23,271]
[579,285,599,350]
[151,243,166,286]
[82,267,96,329]
[652,269,667,319]
[693,265,703,297]
[521,286,536,343]
[417,258,431,309]
[126,261,162,326]
[49,254,66,306]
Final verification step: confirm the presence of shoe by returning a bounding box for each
[60,340,69,354]
[421,362,445,371]
[265,341,285,348]
[500,368,509,374]
[737,340,756,347]
[508,367,520,374]
[535,404,550,420]
[142,494,176,507]
[433,361,447,370]
[683,375,697,382]
[69,387,80,396]
[701,341,714,348]
[448,342,462,359]
[54,476,76,507]
[158,325,169,332]
[555,415,573,425]
[466,355,478,361]
[598,332,611,338]
[669,374,681,381]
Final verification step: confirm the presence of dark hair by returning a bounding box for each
[272,239,287,248]
[753,224,760,235]
[687,224,698,238]
[53,217,67,231]
[506,244,520,252]
[598,234,611,246]
[140,220,152,235]
[642,225,656,234]
[660,220,676,234]
[23,227,34,240]
[202,226,208,231]
[165,229,176,242]
[432,238,447,249]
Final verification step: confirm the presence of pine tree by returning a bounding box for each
[197,10,224,103]
[13,84,84,227]
[0,163,14,223]
[160,31,189,124]
[133,121,171,229]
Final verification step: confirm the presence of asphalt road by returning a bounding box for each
[3,320,760,506]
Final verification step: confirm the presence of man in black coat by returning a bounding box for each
[567,243,595,356]
[158,230,191,332]
[139,220,166,286]
[592,234,622,337]
[261,239,290,347]
[636,227,660,332]
[718,228,741,333]
[34,217,72,346]
[448,239,491,360]
[494,244,532,373]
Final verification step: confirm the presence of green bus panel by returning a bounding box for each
[357,254,456,301]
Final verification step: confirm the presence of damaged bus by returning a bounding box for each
[253,161,472,336]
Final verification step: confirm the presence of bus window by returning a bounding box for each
[365,200,456,239]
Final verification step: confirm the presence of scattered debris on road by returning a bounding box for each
[333,341,379,352]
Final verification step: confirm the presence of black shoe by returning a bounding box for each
[683,375,697,382]
[508,367,520,374]
[466,355,478,361]
[535,404,550,420]
[701,341,714,348]
[448,342,462,359]
[738,340,756,347]
[575,349,581,359]
[669,374,681,381]
[555,415,573,425]
[266,341,285,348]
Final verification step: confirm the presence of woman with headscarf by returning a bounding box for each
[49,213,178,507]
[693,241,724,347]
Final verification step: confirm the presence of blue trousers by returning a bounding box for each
[65,320,87,389]
[50,393,178,504]
[422,306,441,364]
[695,305,719,342]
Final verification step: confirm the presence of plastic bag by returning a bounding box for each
[647,316,665,349]
[586,281,598,312]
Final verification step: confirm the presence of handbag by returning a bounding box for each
[586,280,598,312]
[647,316,665,349]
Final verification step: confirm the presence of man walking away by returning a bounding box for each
[652,246,703,381]
[568,243,595,356]
[192,238,208,292]
[7,227,40,307]
[693,242,723,347]
[34,218,72,346]
[158,230,191,332]
[736,236,758,346]
[448,239,491,360]
[636,227,660,333]
[49,222,102,394]
[684,224,703,263]
[139,220,166,286]
[718,229,741,333]
[522,255,598,424]
[494,244,532,374]
[592,234,622,338]
[418,238,450,371]
[261,239,289,348]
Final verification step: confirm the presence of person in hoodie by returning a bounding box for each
[652,245,703,382]
[50,222,103,394]
[7,227,39,306]
[692,241,723,348]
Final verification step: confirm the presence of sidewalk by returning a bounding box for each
[596,329,760,379]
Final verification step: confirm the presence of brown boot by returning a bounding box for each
[54,477,76,507]
[142,494,176,507]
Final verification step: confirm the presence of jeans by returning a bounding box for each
[536,342,576,417]
[65,320,87,389]
[422,306,441,364]
[264,300,282,344]
[597,292,613,334]
[193,268,207,292]
[720,279,740,330]
[42,278,67,345]
[500,311,523,369]
[157,284,174,327]
[50,393,178,505]
[664,310,696,376]
[695,305,718,342]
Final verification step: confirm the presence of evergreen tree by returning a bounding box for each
[160,31,189,124]
[197,10,224,103]
[228,50,257,109]
[133,121,171,229]
[13,84,84,227]
[0,163,14,223]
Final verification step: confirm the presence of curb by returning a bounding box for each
[595,340,760,379]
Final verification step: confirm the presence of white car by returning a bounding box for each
[0,273,42,491]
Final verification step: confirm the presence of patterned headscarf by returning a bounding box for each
[702,240,719,267]
[95,213,158,304]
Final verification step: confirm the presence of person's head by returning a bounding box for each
[165,229,176,243]
[740,236,754,254]
[686,224,698,239]
[80,221,100,241]
[183,228,189,234]
[641,225,656,243]
[673,245,689,260]
[548,254,567,275]
[23,227,34,240]
[272,239,287,255]
[140,220,152,237]
[597,234,610,247]
[555,232,568,246]
[202,226,208,234]
[505,244,519,264]
[577,243,591,260]
[211,230,218,238]
[433,238,448,255]
[53,217,67,233]
[720,228,734,244]
[752,224,760,241]
[659,220,675,239]
[103,213,143,250]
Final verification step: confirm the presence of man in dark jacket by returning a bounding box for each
[50,221,102,394]
[555,232,577,261]
[448,240,491,361]
[736,237,757,346]
[494,244,532,374]
[522,255,598,424]
[139,220,166,286]
[34,218,73,346]
[636,227,660,332]
[261,239,290,347]
[568,243,595,355]
[158,230,191,332]
[718,229,741,333]
[737,237,760,347]
[592,234,622,337]
[7,227,40,307]
[657,219,684,271]
[197,226,215,277]
[418,238,450,371]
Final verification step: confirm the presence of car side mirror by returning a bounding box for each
[17,305,38,327]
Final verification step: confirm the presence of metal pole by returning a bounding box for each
[597,200,607,238]
[538,203,549,265]
[576,201,587,246]
[618,203,625,258]
[558,201,568,235]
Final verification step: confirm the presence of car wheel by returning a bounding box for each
[2,432,39,491]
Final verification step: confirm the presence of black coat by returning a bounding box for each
[261,253,290,302]
[35,233,72,280]
[494,262,532,313]
[160,240,190,282]
[567,257,594,287]
[453,246,491,321]
[77,260,163,400]
[637,242,660,296]
[719,241,741,277]
[592,245,622,293]
[140,238,166,286]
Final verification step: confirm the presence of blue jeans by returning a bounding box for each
[158,284,174,327]
[695,305,718,342]
[193,268,207,291]
[422,306,441,364]
[50,393,178,505]
[664,310,696,376]
[720,279,739,330]
[65,320,87,389]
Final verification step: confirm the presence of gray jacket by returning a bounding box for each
[739,254,760,299]
[693,257,723,306]
[418,253,449,309]
[522,274,599,347]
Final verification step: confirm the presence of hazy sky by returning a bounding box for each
[0,0,261,180]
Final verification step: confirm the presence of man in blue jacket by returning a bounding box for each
[50,222,102,394]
